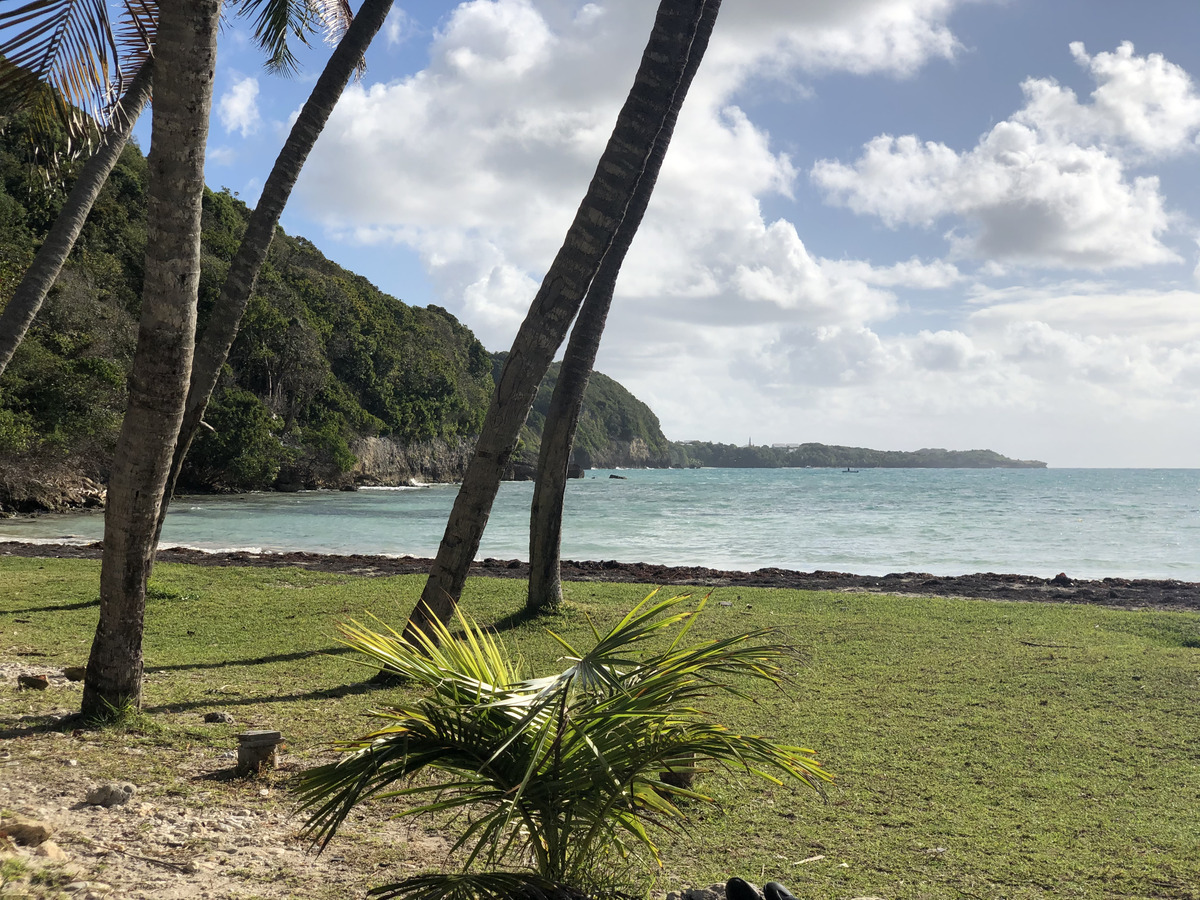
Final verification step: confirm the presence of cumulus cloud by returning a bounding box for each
[218,75,260,137]
[812,42,1200,269]
[710,0,960,81]
[384,8,417,47]
[284,2,1200,464]
[297,0,969,352]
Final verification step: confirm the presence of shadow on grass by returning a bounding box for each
[141,678,390,716]
[147,646,355,673]
[485,605,555,634]
[5,598,100,615]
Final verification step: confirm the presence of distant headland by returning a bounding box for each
[675,442,1047,470]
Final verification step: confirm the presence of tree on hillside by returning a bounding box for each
[0,0,155,379]
[0,0,356,382]
[155,0,395,545]
[526,4,716,616]
[0,60,152,379]
[406,0,723,638]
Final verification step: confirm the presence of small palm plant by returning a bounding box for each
[297,591,832,900]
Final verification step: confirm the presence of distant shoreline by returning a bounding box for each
[3,541,1196,613]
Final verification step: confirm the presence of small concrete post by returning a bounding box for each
[236,730,283,775]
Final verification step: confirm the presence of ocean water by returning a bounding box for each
[1,468,1197,581]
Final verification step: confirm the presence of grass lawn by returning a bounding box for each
[1,557,1198,899]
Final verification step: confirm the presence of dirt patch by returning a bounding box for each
[4,541,1198,613]
[0,699,451,900]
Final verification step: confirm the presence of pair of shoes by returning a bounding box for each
[724,878,800,900]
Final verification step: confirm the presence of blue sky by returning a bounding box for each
[150,1,1200,466]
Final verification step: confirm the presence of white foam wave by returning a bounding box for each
[0,535,95,546]
[157,542,266,555]
[357,484,434,492]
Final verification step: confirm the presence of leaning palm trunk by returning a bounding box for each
[408,0,721,637]
[82,0,220,717]
[526,3,716,616]
[152,0,394,546]
[0,60,153,379]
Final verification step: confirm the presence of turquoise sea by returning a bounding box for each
[1,468,1197,581]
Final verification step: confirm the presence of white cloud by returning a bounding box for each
[812,42,1200,269]
[1059,41,1200,157]
[297,0,971,353]
[286,2,1200,465]
[435,0,556,80]
[710,0,960,81]
[218,75,260,137]
[207,146,238,166]
[384,8,417,47]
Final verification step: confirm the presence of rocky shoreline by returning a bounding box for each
[3,541,1197,612]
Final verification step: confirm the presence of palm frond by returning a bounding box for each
[311,0,352,47]
[299,591,833,889]
[0,0,116,116]
[0,0,152,122]
[112,0,154,80]
[0,0,153,175]
[236,0,352,76]
[368,871,599,900]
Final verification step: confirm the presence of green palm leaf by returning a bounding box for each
[297,592,833,894]
[236,0,354,76]
[0,0,152,126]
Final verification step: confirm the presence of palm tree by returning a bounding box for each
[526,0,718,616]
[87,0,391,715]
[79,0,222,717]
[408,0,722,638]
[1,0,377,714]
[298,592,831,900]
[154,0,395,545]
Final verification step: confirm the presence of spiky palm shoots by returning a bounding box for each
[298,592,832,900]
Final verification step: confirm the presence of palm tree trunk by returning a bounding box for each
[527,1,718,616]
[152,0,394,545]
[0,60,153,379]
[406,0,720,638]
[81,0,220,717]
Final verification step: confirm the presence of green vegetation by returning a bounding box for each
[0,113,678,502]
[681,441,1047,469]
[2,557,1196,899]
[0,104,494,491]
[297,593,830,899]
[511,357,683,469]
[0,112,1040,510]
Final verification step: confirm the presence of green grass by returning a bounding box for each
[2,558,1198,899]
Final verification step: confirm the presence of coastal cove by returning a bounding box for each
[3,467,1197,582]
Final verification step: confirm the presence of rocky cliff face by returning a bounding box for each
[0,434,668,515]
[350,436,477,486]
[573,437,673,470]
[0,461,106,515]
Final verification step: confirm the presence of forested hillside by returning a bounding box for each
[497,353,682,471]
[0,110,1045,514]
[0,112,668,510]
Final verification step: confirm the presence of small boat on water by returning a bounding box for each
[843,467,859,473]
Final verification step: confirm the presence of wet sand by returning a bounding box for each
[4,540,1198,613]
